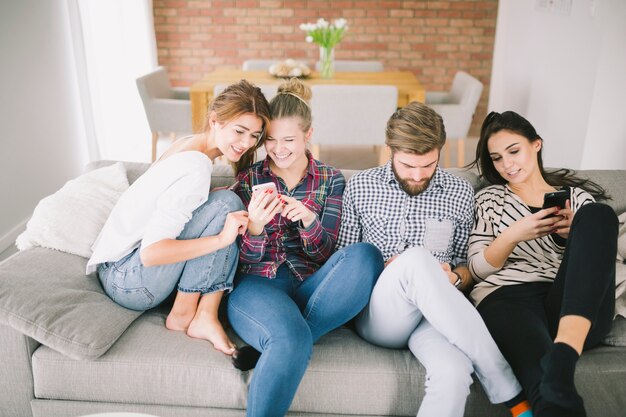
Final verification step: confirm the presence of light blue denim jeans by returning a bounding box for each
[227,242,384,417]
[98,190,244,311]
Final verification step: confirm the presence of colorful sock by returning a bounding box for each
[510,400,533,417]
[504,392,533,416]
[539,342,584,409]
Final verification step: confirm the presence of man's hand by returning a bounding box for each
[440,263,458,285]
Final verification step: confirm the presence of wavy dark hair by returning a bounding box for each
[467,111,609,200]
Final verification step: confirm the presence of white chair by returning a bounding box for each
[315,60,384,73]
[310,85,398,166]
[425,71,483,167]
[242,60,280,71]
[136,67,192,161]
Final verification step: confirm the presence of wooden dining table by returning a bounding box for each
[190,69,425,132]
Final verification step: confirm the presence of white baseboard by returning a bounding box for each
[0,218,29,253]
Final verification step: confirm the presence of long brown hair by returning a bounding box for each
[468,111,609,200]
[203,79,271,173]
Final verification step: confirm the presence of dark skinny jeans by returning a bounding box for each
[477,203,618,417]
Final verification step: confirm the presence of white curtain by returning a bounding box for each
[70,0,157,162]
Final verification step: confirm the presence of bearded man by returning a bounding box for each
[336,102,531,417]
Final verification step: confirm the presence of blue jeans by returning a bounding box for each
[227,242,384,417]
[98,190,244,311]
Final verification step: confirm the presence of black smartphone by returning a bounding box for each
[542,189,570,211]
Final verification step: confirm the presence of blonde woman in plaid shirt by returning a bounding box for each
[227,78,384,417]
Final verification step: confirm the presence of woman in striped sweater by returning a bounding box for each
[467,111,618,417]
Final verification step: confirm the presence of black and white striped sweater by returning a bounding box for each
[468,184,594,306]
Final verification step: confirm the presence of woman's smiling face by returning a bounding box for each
[487,130,542,184]
[264,116,311,170]
[213,112,264,162]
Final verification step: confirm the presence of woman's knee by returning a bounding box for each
[573,202,618,230]
[341,243,384,275]
[208,189,244,212]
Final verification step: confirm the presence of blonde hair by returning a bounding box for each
[385,101,446,155]
[203,79,271,173]
[269,78,312,131]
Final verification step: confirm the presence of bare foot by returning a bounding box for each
[165,311,194,332]
[187,312,236,355]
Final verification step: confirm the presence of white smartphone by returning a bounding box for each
[251,182,278,194]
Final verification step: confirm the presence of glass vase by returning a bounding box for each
[319,46,335,79]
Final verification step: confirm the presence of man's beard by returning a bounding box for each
[392,162,434,197]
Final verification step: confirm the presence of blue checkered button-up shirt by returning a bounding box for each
[336,162,474,266]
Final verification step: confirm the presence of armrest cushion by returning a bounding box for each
[0,248,141,360]
[0,324,38,417]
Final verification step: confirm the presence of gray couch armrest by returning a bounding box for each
[0,324,38,417]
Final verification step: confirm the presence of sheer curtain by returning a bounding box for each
[70,0,157,162]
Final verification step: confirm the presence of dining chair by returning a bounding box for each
[425,71,483,167]
[242,60,280,71]
[310,85,398,166]
[315,60,384,72]
[136,66,192,161]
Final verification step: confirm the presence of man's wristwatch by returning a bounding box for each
[452,271,462,289]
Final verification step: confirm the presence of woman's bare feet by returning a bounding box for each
[166,291,201,331]
[165,311,195,331]
[187,311,237,355]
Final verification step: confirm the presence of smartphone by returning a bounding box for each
[251,182,278,194]
[542,189,570,211]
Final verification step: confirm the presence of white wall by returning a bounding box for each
[490,0,626,169]
[0,1,89,252]
[580,0,626,168]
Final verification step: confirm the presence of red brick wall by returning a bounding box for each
[154,0,498,135]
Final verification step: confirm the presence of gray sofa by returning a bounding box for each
[1,161,626,417]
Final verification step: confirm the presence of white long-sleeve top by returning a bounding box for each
[86,151,213,274]
[467,184,594,306]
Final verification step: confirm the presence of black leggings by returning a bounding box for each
[477,203,618,416]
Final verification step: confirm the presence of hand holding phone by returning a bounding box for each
[251,182,278,194]
[542,189,570,211]
[247,181,282,234]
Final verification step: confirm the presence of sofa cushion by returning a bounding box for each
[31,309,504,416]
[0,248,141,360]
[604,316,626,347]
[15,162,129,258]
[31,308,626,416]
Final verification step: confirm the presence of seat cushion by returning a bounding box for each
[0,248,141,359]
[31,309,504,416]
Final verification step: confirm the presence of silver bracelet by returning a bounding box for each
[452,271,462,288]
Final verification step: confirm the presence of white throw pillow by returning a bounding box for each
[16,162,129,258]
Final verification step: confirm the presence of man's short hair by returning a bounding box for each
[385,101,447,155]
